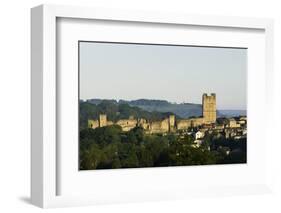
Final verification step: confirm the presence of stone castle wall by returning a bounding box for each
[88,93,216,133]
[149,118,169,134]
[88,114,113,129]
[116,118,138,132]
[88,119,99,129]
[177,119,192,130]
[176,117,205,130]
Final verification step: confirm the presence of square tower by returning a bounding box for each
[169,114,175,132]
[202,93,216,123]
[99,114,107,127]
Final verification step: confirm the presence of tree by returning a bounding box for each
[97,143,119,169]
[80,143,103,170]
[138,147,154,167]
[118,143,139,168]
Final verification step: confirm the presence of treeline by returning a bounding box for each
[79,125,246,170]
[84,98,203,119]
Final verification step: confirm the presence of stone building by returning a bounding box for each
[195,130,205,139]
[202,93,216,124]
[116,116,138,132]
[99,114,107,127]
[88,114,113,129]
[227,118,241,128]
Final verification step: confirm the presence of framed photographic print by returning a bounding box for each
[31,4,274,208]
[78,41,247,170]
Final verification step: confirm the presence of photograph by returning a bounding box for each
[78,41,247,170]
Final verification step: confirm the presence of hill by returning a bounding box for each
[86,98,203,119]
[218,110,247,118]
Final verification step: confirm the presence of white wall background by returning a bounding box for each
[0,0,280,212]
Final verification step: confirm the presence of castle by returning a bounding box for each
[88,93,217,134]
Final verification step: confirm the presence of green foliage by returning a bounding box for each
[79,143,103,170]
[209,135,247,164]
[79,125,245,170]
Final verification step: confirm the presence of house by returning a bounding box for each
[227,118,241,128]
[195,130,205,140]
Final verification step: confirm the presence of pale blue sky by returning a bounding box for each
[79,42,247,110]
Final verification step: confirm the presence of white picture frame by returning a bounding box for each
[31,4,274,208]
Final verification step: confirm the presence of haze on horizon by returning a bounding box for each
[79,42,247,110]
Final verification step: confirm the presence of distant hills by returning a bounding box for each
[86,98,203,118]
[218,110,247,117]
[122,99,203,118]
[83,98,246,120]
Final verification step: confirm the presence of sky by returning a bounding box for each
[79,42,247,110]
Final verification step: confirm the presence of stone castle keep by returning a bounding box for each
[88,93,217,134]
